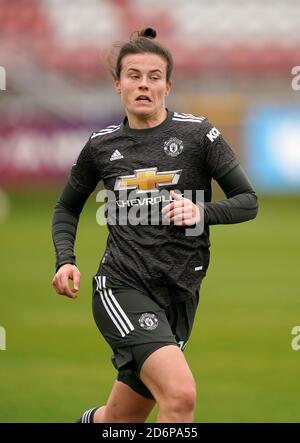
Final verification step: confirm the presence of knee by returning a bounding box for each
[163,382,197,415]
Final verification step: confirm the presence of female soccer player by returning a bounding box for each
[52,28,258,423]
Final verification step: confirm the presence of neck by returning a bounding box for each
[127,109,168,129]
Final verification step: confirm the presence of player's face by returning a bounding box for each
[114,53,171,125]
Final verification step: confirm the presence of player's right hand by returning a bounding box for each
[52,264,80,299]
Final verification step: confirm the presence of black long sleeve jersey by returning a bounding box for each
[52,110,258,306]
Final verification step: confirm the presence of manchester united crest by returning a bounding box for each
[164,137,184,157]
[138,313,158,330]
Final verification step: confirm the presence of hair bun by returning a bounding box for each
[139,28,157,39]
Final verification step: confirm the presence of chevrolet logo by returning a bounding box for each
[114,168,182,193]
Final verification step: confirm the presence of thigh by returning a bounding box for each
[115,341,179,400]
[140,295,200,403]
[140,345,196,404]
[102,380,156,423]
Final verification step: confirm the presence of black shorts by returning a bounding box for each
[92,275,200,399]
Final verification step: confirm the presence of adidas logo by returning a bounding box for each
[110,149,124,161]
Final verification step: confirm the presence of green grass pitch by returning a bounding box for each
[0,190,299,422]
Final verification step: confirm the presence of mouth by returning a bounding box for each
[136,95,151,102]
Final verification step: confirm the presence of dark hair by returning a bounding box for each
[108,28,173,82]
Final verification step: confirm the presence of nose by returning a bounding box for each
[138,75,149,90]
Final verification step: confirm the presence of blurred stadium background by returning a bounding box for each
[0,0,300,423]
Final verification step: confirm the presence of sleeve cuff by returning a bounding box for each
[56,257,76,273]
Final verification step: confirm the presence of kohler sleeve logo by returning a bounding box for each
[206,127,220,142]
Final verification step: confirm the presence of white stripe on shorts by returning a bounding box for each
[95,276,134,338]
[95,277,126,337]
[102,276,134,332]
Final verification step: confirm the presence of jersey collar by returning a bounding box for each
[122,109,174,136]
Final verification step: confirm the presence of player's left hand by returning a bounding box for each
[162,190,201,226]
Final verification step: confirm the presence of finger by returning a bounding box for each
[52,271,77,298]
[52,276,60,294]
[164,207,186,222]
[162,191,183,215]
[193,205,201,224]
[161,202,173,216]
[172,214,197,226]
[170,190,183,201]
[172,214,194,225]
[169,205,201,224]
[171,205,193,216]
[72,269,80,292]
[172,199,185,208]
[52,275,68,295]
[168,206,193,221]
[172,214,186,225]
[58,273,77,298]
[61,285,77,298]
[162,200,186,219]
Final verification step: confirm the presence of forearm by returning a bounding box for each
[204,192,258,225]
[52,181,91,271]
[204,164,259,225]
[52,202,79,271]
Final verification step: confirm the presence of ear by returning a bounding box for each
[114,79,121,95]
[165,80,172,97]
